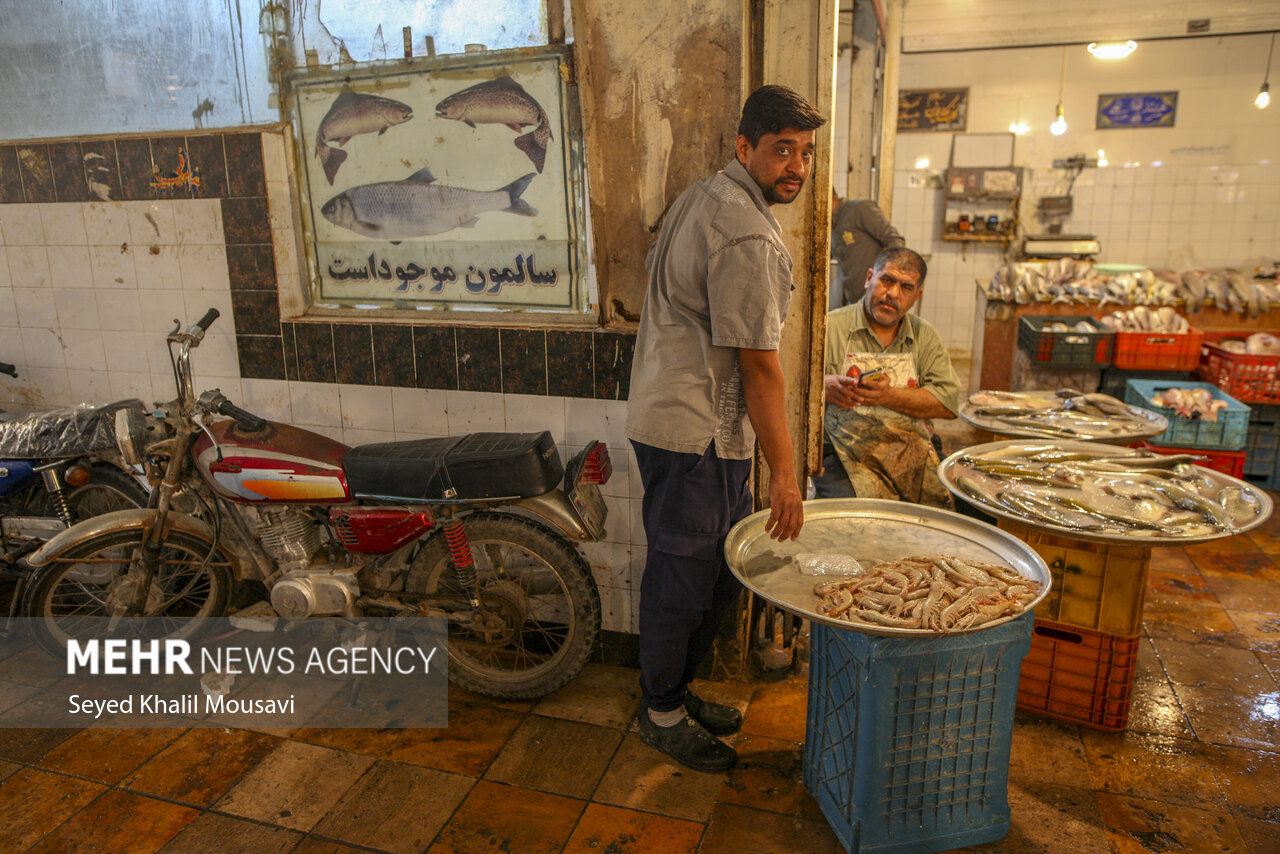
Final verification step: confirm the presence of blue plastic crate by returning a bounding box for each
[1123,379,1250,451]
[1244,405,1280,490]
[804,612,1033,854]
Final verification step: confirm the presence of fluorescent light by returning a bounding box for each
[914,156,930,169]
[1009,121,1030,135]
[1097,149,1108,167]
[1257,82,1271,109]
[1088,41,1137,60]
[1050,104,1067,136]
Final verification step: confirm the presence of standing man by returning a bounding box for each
[815,247,961,507]
[831,192,906,305]
[626,85,825,772]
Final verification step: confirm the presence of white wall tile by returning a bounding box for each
[101,330,149,374]
[445,389,505,433]
[89,244,136,289]
[21,366,69,407]
[13,288,58,327]
[289,381,343,427]
[1,204,47,245]
[67,369,111,404]
[48,246,93,290]
[343,427,397,446]
[390,386,450,436]
[7,246,52,287]
[40,203,88,247]
[504,392,565,443]
[181,290,234,333]
[178,245,230,291]
[126,200,178,246]
[0,287,19,326]
[107,370,153,402]
[82,202,132,245]
[339,384,393,431]
[20,327,64,368]
[0,249,9,287]
[134,245,183,291]
[172,199,223,245]
[188,332,240,379]
[240,378,293,424]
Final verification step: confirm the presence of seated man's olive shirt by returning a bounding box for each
[626,159,793,460]
[822,303,961,505]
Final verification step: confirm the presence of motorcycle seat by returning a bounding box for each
[343,431,564,502]
[0,399,146,459]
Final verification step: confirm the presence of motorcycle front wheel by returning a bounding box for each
[22,528,232,656]
[409,512,601,700]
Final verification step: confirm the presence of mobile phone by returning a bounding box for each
[858,368,885,387]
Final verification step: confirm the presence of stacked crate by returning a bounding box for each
[1012,316,1112,393]
[997,519,1148,731]
[1191,332,1280,490]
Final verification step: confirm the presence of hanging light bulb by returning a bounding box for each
[1049,47,1068,135]
[1050,104,1067,135]
[1258,33,1275,110]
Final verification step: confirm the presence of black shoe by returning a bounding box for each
[636,707,738,773]
[683,690,743,736]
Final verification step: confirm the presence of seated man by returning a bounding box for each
[814,247,961,507]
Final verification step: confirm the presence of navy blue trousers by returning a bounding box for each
[632,440,753,713]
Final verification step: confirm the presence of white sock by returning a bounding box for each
[648,706,686,727]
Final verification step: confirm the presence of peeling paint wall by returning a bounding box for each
[570,0,744,326]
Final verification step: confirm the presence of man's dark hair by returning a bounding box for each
[737,85,827,145]
[872,247,928,286]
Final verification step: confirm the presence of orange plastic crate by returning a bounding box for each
[1112,328,1203,371]
[1016,620,1140,732]
[1134,440,1246,479]
[997,519,1151,637]
[1194,332,1280,405]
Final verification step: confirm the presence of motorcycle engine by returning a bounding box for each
[271,569,358,618]
[256,507,322,573]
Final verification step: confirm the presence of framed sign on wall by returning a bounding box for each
[1096,92,1178,129]
[897,88,968,132]
[288,45,590,316]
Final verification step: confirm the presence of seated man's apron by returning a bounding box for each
[823,352,952,509]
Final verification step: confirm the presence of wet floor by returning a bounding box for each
[0,509,1277,853]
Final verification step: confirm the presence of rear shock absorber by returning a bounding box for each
[39,466,74,526]
[441,517,481,607]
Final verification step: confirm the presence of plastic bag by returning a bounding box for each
[794,553,866,576]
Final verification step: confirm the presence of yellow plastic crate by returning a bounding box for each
[997,520,1150,637]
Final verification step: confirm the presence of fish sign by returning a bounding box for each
[435,76,553,173]
[315,89,415,184]
[320,167,537,241]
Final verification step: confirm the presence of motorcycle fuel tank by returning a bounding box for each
[194,420,351,504]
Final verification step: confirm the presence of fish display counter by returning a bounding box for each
[960,389,1168,443]
[724,499,1051,853]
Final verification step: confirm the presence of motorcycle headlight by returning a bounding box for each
[114,407,149,467]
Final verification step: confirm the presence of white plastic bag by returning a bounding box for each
[794,553,866,576]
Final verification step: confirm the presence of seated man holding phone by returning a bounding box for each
[814,247,962,507]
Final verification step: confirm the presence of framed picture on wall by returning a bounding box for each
[287,45,590,315]
[897,88,968,132]
[1096,92,1178,129]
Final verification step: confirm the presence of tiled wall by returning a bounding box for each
[0,129,645,638]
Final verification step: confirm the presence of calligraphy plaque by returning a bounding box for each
[1096,92,1177,129]
[288,46,588,313]
[897,88,968,132]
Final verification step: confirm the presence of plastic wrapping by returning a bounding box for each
[0,400,145,459]
[794,553,866,577]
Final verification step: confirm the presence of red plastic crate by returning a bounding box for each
[1112,328,1204,371]
[1134,440,1246,479]
[1194,331,1280,405]
[1016,620,1140,732]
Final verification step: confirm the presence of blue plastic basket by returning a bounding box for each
[1243,404,1280,490]
[1123,379,1250,451]
[803,612,1034,854]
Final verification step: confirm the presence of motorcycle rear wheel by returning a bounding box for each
[62,463,149,520]
[22,528,232,656]
[409,512,601,700]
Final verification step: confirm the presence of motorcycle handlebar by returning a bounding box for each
[217,398,267,432]
[193,308,220,333]
[0,362,16,378]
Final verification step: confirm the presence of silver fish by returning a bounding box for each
[435,76,553,173]
[315,89,414,185]
[321,168,537,240]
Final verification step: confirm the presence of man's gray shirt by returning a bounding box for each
[625,158,794,459]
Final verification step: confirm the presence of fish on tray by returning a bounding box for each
[320,168,537,240]
[315,88,414,185]
[948,444,1265,538]
[812,555,1039,631]
[966,390,1155,438]
[435,75,553,172]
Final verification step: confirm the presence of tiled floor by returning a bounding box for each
[1,509,1278,853]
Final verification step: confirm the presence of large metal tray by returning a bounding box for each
[958,390,1168,443]
[938,439,1274,545]
[723,498,1050,637]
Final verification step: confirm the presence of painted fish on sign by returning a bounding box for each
[435,75,553,173]
[315,88,415,184]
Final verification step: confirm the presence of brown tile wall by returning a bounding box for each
[0,132,633,401]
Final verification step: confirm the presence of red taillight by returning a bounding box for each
[65,464,91,487]
[577,442,612,485]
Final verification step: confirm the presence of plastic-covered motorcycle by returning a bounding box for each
[24,310,610,699]
[0,361,149,582]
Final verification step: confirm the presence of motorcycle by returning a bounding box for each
[23,310,611,700]
[0,361,150,595]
